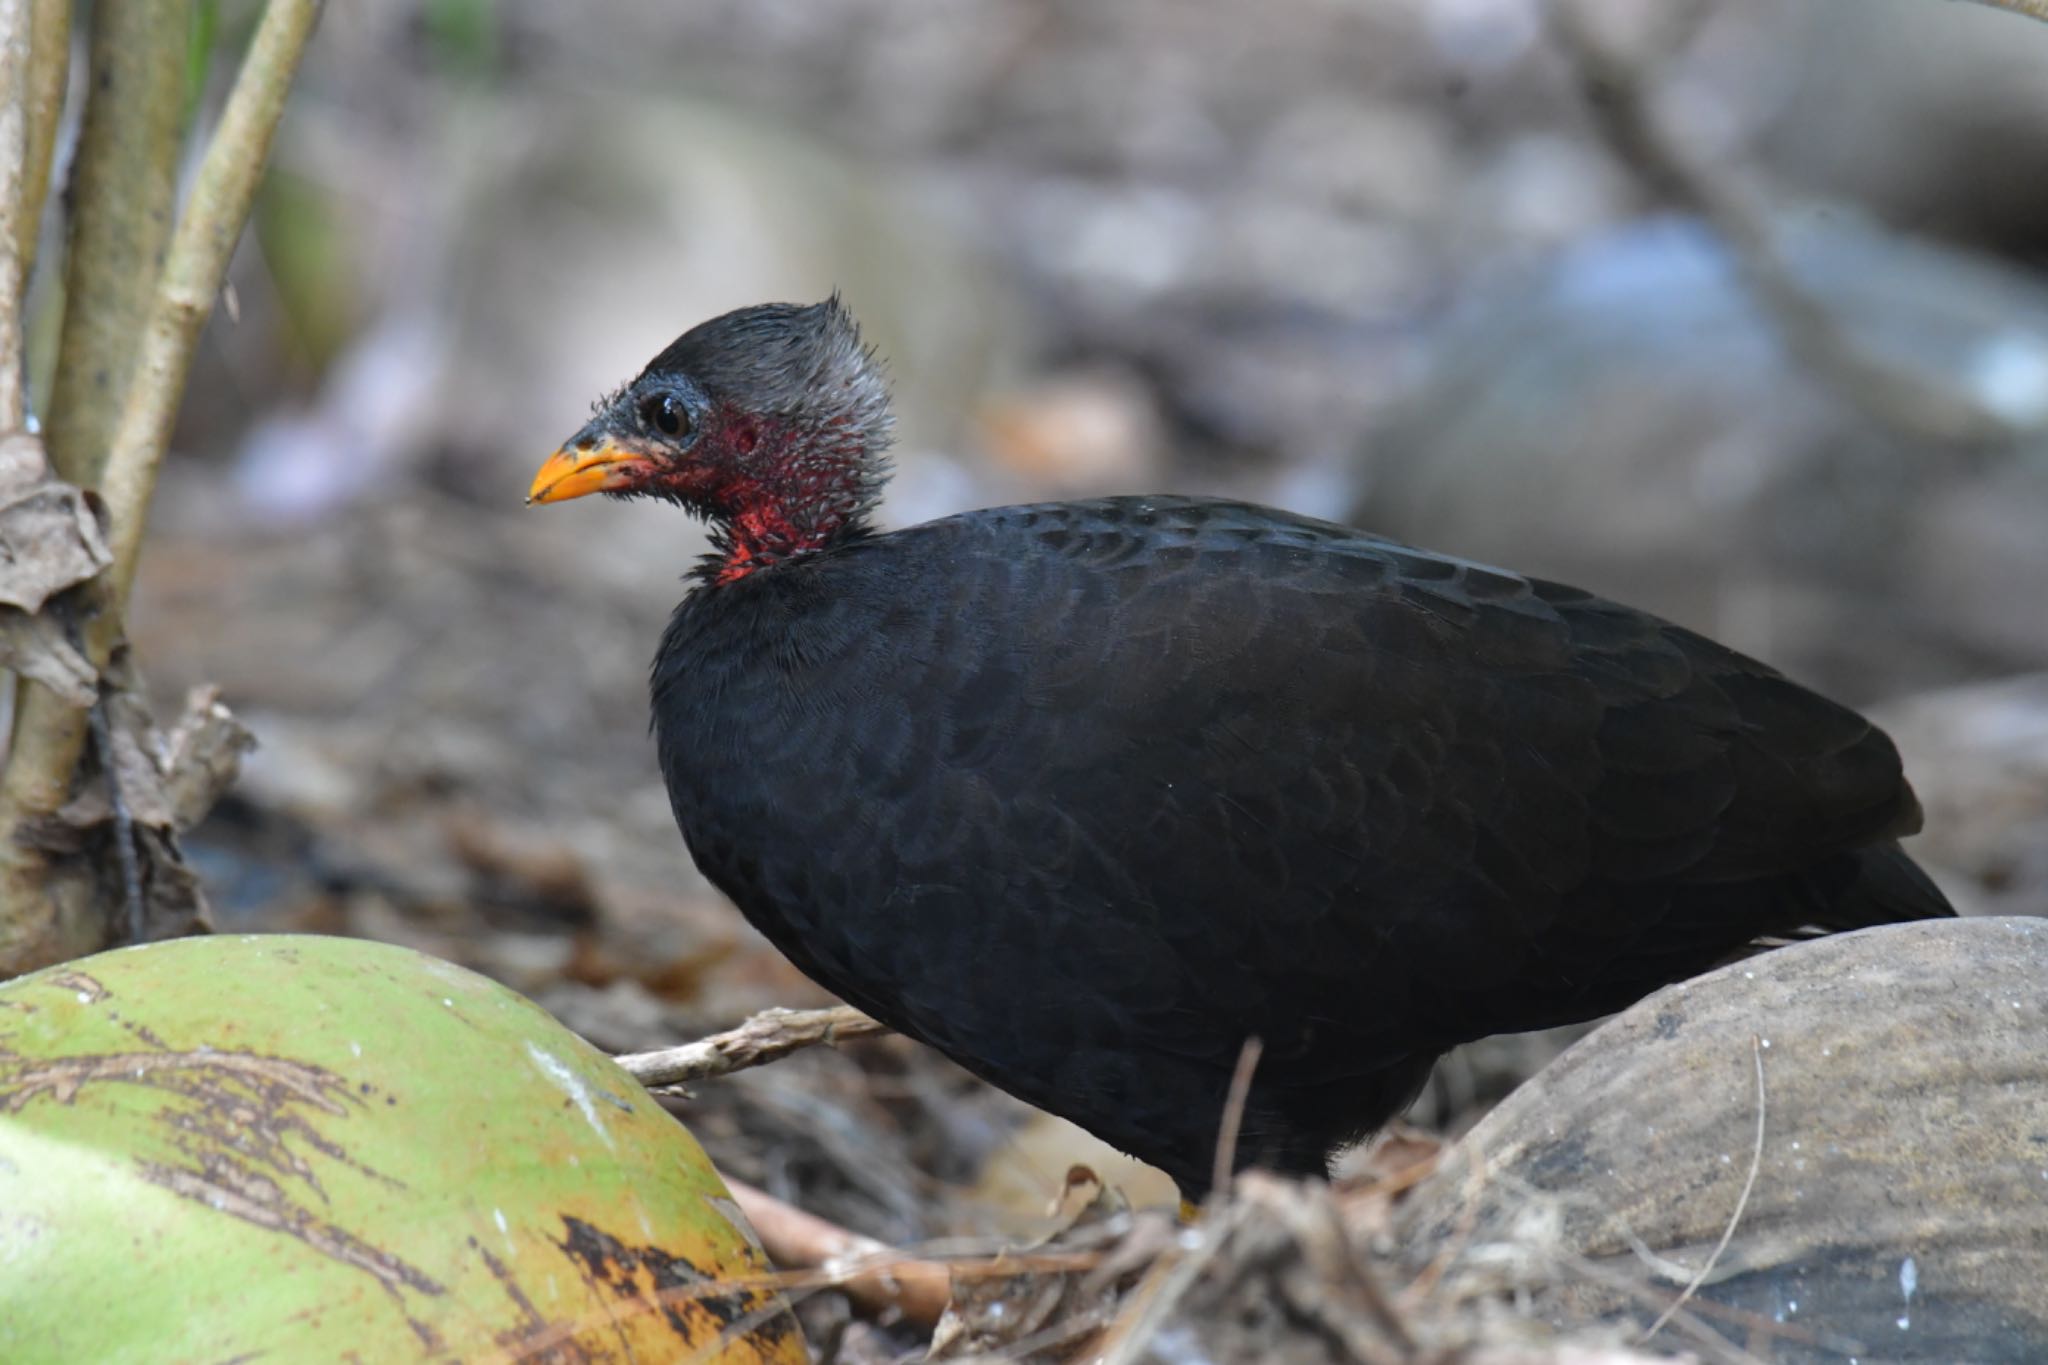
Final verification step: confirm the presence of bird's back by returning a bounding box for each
[652,495,1949,1193]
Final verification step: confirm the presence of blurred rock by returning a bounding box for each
[232,316,449,526]
[1876,674,2048,920]
[976,368,1166,496]
[1760,0,2048,256]
[1354,213,2048,702]
[1454,133,1633,256]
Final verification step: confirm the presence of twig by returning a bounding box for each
[1091,1215,1230,1365]
[0,0,28,431]
[101,0,323,601]
[614,1004,888,1090]
[1551,0,2018,448]
[41,0,186,485]
[1399,1137,1487,1309]
[1478,1163,1699,1289]
[974,1300,1126,1364]
[1476,1166,1843,1356]
[1301,1180,1416,1357]
[724,1175,954,1326]
[486,1206,1127,1362]
[1559,1250,1776,1365]
[1209,1033,1264,1200]
[1642,1035,1767,1345]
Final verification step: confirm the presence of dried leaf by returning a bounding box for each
[31,683,254,945]
[162,686,258,832]
[928,1167,1144,1360]
[53,687,257,833]
[21,804,211,946]
[0,605,98,705]
[0,435,111,708]
[0,433,111,612]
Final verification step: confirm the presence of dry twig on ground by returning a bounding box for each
[614,1004,889,1090]
[1641,1036,1766,1345]
[726,1175,956,1326]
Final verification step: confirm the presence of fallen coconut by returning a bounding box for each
[1395,916,2048,1364]
[0,933,804,1364]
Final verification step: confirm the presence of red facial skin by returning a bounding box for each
[631,404,876,585]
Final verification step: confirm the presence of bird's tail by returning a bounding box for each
[1789,839,1956,935]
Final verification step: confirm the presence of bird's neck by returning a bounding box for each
[695,418,882,585]
[706,500,871,585]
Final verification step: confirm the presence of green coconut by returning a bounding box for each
[0,933,806,1364]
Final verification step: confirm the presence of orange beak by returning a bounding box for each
[526,436,658,505]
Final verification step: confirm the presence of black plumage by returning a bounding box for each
[531,300,1952,1197]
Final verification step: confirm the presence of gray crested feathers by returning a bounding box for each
[649,294,893,505]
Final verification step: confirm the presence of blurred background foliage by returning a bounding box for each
[23,0,2048,1237]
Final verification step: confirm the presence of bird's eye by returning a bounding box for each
[641,393,689,439]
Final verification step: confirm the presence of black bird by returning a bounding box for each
[529,298,1953,1197]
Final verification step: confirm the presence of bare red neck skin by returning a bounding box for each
[660,405,879,585]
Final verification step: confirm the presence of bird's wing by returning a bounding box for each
[988,495,1914,874]
[900,497,1920,1054]
[680,495,1923,1104]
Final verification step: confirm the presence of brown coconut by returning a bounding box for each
[1395,916,2048,1363]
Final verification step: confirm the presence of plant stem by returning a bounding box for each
[16,0,65,290]
[101,0,321,602]
[42,0,187,488]
[0,0,28,431]
[0,0,321,972]
[0,1,184,970]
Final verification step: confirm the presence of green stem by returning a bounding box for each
[0,0,28,431]
[16,0,66,291]
[0,0,322,973]
[42,0,188,488]
[101,0,322,602]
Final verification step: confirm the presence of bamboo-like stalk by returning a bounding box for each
[0,0,322,971]
[0,0,27,431]
[0,0,70,969]
[15,0,65,289]
[41,0,186,488]
[101,0,322,601]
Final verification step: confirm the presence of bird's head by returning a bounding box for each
[528,297,893,580]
